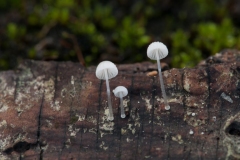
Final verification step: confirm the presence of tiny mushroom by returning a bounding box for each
[96,61,118,120]
[147,42,170,110]
[113,86,128,118]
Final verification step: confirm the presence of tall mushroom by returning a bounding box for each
[147,42,170,110]
[96,61,118,120]
[113,86,128,118]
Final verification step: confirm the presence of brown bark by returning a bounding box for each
[0,50,240,159]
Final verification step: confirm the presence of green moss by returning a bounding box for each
[171,18,240,68]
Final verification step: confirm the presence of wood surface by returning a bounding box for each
[0,50,240,160]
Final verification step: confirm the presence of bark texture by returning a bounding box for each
[1,50,240,160]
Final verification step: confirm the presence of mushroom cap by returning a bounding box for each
[96,61,118,80]
[113,86,128,98]
[147,42,168,60]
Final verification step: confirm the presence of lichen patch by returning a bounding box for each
[184,81,191,93]
[61,88,67,98]
[0,104,8,113]
[79,81,92,90]
[172,134,183,144]
[68,125,80,137]
[50,100,60,111]
[77,114,86,121]
[123,97,130,111]
[44,77,55,102]
[45,119,53,128]
[86,116,97,125]
[12,75,57,114]
[0,120,7,128]
[71,76,75,85]
[0,135,11,151]
[100,122,114,131]
[121,128,127,135]
[69,76,76,97]
[184,114,205,127]
[126,124,136,135]
[141,96,152,111]
[99,106,115,136]
[3,87,15,97]
[0,154,10,160]
[126,138,133,143]
[0,77,7,92]
[99,141,108,150]
[89,128,97,134]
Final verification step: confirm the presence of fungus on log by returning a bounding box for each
[0,49,240,159]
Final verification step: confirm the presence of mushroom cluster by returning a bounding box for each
[95,41,170,121]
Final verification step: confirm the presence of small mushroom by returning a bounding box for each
[113,86,128,118]
[96,61,118,120]
[147,42,170,110]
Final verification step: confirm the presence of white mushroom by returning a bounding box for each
[147,42,170,110]
[96,61,118,120]
[113,86,128,118]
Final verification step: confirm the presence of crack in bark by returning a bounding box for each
[76,70,86,159]
[205,66,211,125]
[37,93,45,142]
[216,98,223,159]
[200,140,206,160]
[78,106,89,158]
[135,132,140,160]
[37,92,45,159]
[13,77,19,101]
[59,121,68,158]
[181,69,188,159]
[181,68,188,109]
[53,63,59,100]
[39,149,43,160]
[148,77,156,156]
[167,124,174,159]
[119,124,122,160]
[96,80,102,159]
[136,78,147,160]
[128,76,140,160]
[129,75,139,160]
[59,68,86,159]
[167,111,171,159]
[195,139,201,160]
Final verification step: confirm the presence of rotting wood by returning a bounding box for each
[0,50,240,159]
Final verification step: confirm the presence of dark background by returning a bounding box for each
[0,0,240,70]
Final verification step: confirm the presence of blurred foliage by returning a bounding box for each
[171,17,240,68]
[0,0,240,70]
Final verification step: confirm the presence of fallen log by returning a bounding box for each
[0,49,240,159]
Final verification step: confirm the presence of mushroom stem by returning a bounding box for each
[156,51,170,110]
[119,92,126,118]
[104,69,114,120]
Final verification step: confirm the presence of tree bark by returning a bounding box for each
[0,50,240,159]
